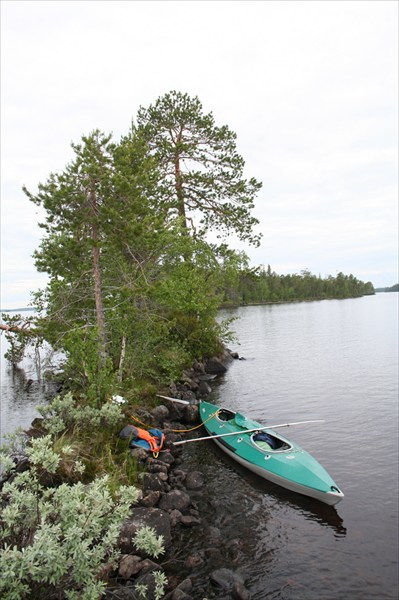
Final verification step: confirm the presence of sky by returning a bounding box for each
[1,0,398,309]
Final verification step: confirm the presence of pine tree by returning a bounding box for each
[136,90,263,245]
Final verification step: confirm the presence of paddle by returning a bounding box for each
[156,394,190,405]
[173,420,325,446]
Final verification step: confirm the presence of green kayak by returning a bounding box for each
[199,400,344,506]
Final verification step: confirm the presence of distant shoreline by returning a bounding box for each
[1,308,35,313]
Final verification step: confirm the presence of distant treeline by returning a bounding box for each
[375,283,399,293]
[221,265,375,306]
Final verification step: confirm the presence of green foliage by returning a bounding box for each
[35,392,141,489]
[136,90,263,245]
[133,526,165,559]
[0,432,142,599]
[1,313,40,367]
[8,93,263,397]
[0,400,167,599]
[37,392,123,436]
[61,328,116,406]
[221,265,375,305]
[134,570,168,600]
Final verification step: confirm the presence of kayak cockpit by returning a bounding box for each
[216,409,292,452]
[251,431,292,452]
[217,409,236,421]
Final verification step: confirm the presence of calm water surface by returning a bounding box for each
[1,295,398,599]
[177,293,398,599]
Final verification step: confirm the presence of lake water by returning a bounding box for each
[1,295,398,599]
[174,293,398,599]
[0,313,59,445]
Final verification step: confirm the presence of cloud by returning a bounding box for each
[1,0,397,307]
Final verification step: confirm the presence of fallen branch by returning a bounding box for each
[0,323,36,335]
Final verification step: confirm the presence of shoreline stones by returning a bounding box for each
[6,348,250,599]
[110,348,251,598]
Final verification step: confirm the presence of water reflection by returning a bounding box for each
[0,362,58,444]
[205,439,347,537]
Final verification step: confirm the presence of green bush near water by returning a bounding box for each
[0,394,167,599]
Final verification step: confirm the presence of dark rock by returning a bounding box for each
[232,580,251,599]
[103,586,136,599]
[140,558,162,574]
[210,568,245,591]
[180,515,201,526]
[142,472,167,494]
[171,468,187,481]
[153,453,175,468]
[147,462,168,474]
[230,351,240,359]
[159,489,191,513]
[118,507,171,554]
[118,554,142,579]
[185,470,204,490]
[181,389,197,403]
[181,404,199,424]
[205,526,222,542]
[197,373,217,381]
[129,447,148,462]
[152,404,169,426]
[169,509,183,527]
[163,401,184,421]
[204,547,223,563]
[174,579,193,594]
[185,553,204,569]
[163,577,193,600]
[197,380,212,397]
[140,490,161,507]
[205,357,227,374]
[171,590,193,600]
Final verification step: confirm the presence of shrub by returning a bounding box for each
[0,434,166,599]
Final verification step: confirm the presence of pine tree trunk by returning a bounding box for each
[174,153,187,228]
[90,190,107,365]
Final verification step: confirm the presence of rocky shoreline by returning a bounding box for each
[1,348,250,599]
[105,348,250,599]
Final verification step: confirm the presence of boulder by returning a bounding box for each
[181,404,199,424]
[142,472,168,494]
[130,447,148,462]
[232,580,251,600]
[184,553,204,569]
[118,507,172,554]
[205,357,227,374]
[197,380,212,397]
[169,509,183,527]
[118,554,142,579]
[210,568,245,591]
[184,470,204,490]
[152,404,169,426]
[180,515,201,527]
[181,389,197,403]
[140,490,161,507]
[158,489,191,513]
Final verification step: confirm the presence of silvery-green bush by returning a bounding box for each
[37,391,123,436]
[0,432,166,599]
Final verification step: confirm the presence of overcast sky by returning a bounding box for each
[1,0,398,308]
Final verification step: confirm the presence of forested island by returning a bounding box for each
[375,283,399,293]
[0,91,375,599]
[219,263,374,306]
